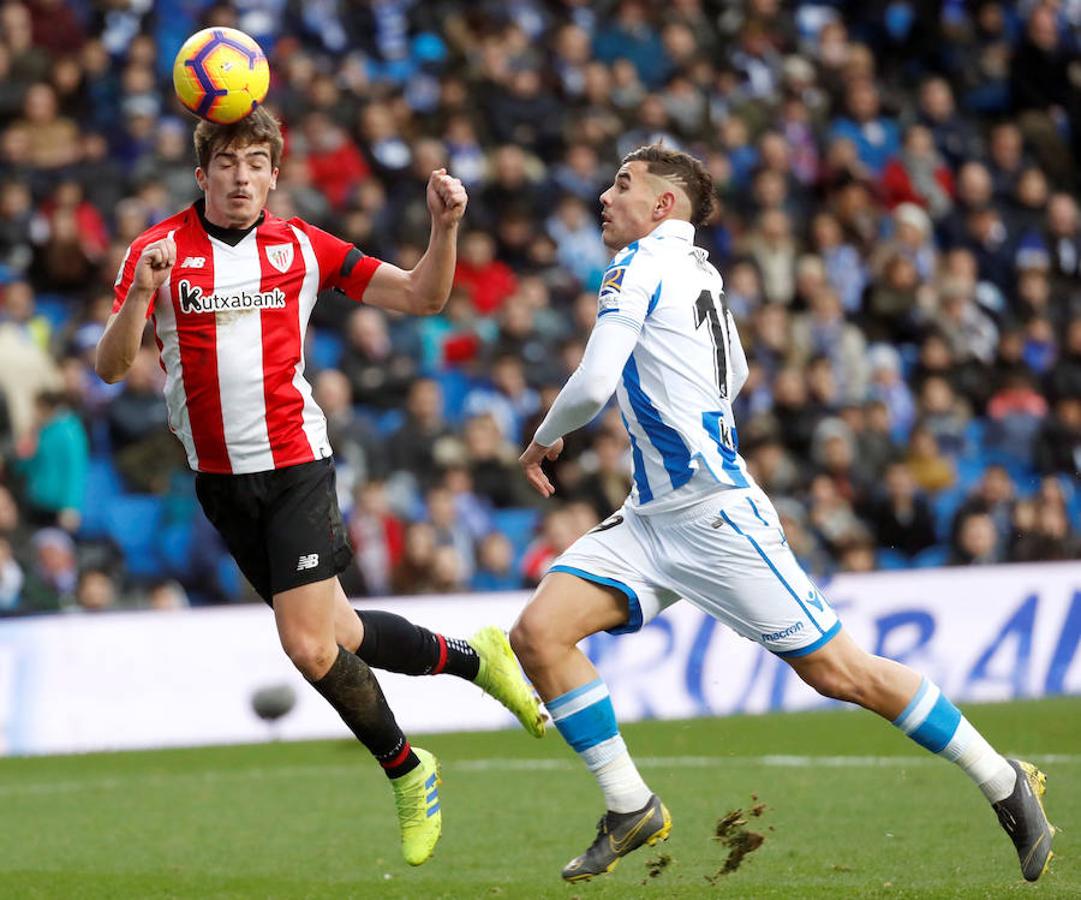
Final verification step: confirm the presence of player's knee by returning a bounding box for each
[281,633,337,680]
[510,612,554,671]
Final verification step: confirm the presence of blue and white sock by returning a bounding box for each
[893,678,1016,802]
[547,678,652,813]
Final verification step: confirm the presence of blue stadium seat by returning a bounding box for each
[80,458,124,538]
[434,369,474,425]
[875,548,909,571]
[34,294,73,331]
[492,507,541,564]
[158,521,193,574]
[104,496,165,580]
[912,545,950,569]
[931,486,966,542]
[308,329,344,371]
[375,408,404,436]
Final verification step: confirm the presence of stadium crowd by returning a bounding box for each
[0,0,1079,615]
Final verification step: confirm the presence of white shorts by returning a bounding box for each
[549,487,841,658]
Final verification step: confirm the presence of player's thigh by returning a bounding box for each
[518,571,631,647]
[194,471,273,602]
[265,459,353,601]
[524,508,680,641]
[655,491,840,657]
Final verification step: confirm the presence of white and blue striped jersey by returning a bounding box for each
[534,218,755,514]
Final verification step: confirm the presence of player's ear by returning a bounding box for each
[269,167,279,191]
[194,167,208,191]
[654,190,676,219]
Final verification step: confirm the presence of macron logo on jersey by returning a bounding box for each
[178,279,287,315]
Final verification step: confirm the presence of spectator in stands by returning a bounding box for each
[1010,497,1081,563]
[10,390,86,531]
[1044,194,1081,302]
[471,531,520,592]
[828,78,900,177]
[904,424,955,494]
[1032,395,1081,477]
[106,345,180,494]
[74,568,116,612]
[0,535,22,612]
[385,377,453,489]
[461,353,539,444]
[18,525,76,612]
[520,506,581,587]
[881,125,954,220]
[917,376,970,458]
[865,461,938,560]
[953,464,1016,557]
[390,521,439,596]
[340,306,417,412]
[453,230,517,316]
[462,412,534,510]
[348,480,404,598]
[425,484,475,583]
[951,510,1003,565]
[312,368,386,505]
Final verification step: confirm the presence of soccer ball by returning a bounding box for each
[172,27,269,125]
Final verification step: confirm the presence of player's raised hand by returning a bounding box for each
[519,438,563,498]
[133,238,177,294]
[427,168,468,228]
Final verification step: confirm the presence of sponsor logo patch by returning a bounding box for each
[761,621,805,642]
[296,553,320,571]
[178,279,286,314]
[180,256,206,269]
[598,266,627,312]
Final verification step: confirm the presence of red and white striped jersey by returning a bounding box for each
[113,203,381,474]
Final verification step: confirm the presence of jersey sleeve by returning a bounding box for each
[112,237,156,319]
[595,245,661,334]
[294,220,382,300]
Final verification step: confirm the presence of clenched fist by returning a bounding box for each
[426,168,468,228]
[133,237,177,294]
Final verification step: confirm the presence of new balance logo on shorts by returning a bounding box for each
[296,553,320,571]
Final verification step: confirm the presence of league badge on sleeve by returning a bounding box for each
[599,265,626,313]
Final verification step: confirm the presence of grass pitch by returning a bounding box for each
[1,697,1078,898]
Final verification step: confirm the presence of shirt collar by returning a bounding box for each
[648,219,696,242]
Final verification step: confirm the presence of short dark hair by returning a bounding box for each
[621,144,716,227]
[193,106,284,170]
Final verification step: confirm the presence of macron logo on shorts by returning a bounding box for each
[296,553,320,571]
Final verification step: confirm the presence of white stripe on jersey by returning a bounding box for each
[291,224,330,459]
[211,233,274,473]
[154,230,199,469]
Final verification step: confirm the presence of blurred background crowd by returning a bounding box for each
[0,0,1079,616]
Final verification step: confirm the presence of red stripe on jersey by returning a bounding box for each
[256,228,315,468]
[171,225,231,473]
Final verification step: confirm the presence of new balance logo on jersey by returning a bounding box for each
[178,279,287,314]
[296,553,320,571]
[180,256,206,269]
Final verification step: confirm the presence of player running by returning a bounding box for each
[96,108,543,867]
[512,144,1054,883]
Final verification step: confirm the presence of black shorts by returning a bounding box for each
[195,458,352,604]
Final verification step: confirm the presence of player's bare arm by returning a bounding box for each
[95,237,176,383]
[362,168,467,315]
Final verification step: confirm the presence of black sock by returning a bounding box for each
[309,646,419,779]
[356,610,481,680]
